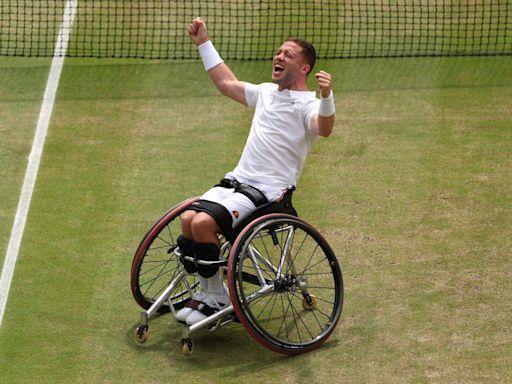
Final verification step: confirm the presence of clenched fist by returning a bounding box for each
[315,71,332,98]
[188,17,209,46]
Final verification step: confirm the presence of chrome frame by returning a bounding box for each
[135,217,306,345]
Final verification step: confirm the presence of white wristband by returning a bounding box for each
[319,90,335,117]
[198,40,224,71]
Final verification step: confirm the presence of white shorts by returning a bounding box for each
[200,186,257,228]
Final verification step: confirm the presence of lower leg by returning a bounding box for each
[207,270,227,298]
[177,212,229,324]
[184,245,229,325]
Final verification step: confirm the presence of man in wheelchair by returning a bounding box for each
[175,17,336,325]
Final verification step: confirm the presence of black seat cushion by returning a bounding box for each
[231,189,297,241]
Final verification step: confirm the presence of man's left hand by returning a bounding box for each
[315,71,332,98]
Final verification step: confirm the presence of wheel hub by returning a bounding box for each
[273,275,297,293]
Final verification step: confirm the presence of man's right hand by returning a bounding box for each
[188,17,209,46]
[187,17,247,105]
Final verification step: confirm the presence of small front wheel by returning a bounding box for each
[134,325,149,343]
[181,338,194,356]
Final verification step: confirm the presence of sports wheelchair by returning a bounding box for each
[130,190,344,355]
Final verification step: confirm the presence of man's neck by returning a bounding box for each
[278,83,309,92]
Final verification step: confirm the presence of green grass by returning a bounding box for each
[0,54,511,383]
[0,57,53,268]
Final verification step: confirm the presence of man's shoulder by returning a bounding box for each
[245,83,275,106]
[246,83,277,103]
[257,82,278,92]
[244,82,276,94]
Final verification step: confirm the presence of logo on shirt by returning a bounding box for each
[232,210,240,219]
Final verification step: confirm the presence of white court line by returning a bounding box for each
[0,0,78,327]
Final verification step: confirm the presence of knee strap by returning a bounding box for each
[192,242,220,278]
[177,235,198,274]
[188,199,236,242]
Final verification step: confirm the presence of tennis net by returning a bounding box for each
[1,1,511,59]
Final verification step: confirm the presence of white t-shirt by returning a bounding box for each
[225,82,321,201]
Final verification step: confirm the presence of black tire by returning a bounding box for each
[228,214,343,355]
[131,197,200,313]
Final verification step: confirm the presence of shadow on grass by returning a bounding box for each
[125,313,341,377]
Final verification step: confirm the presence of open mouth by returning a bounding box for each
[274,64,284,73]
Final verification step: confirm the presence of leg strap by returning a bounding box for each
[177,236,220,277]
[176,235,198,273]
[188,199,236,242]
[191,242,220,278]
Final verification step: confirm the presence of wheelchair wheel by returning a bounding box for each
[227,214,343,355]
[131,197,200,313]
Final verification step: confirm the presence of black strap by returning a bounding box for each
[232,188,297,233]
[216,178,268,207]
[185,299,221,317]
[188,199,236,242]
[185,299,202,309]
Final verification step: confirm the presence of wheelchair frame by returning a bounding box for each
[131,196,344,355]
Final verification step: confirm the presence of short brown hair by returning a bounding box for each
[286,37,316,75]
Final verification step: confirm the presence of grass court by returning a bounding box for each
[0,6,511,383]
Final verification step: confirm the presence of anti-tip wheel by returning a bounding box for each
[134,325,149,343]
[181,338,194,356]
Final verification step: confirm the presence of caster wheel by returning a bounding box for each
[134,325,149,343]
[181,338,194,356]
[302,294,317,310]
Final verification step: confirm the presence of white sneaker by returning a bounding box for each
[185,292,230,325]
[175,291,208,323]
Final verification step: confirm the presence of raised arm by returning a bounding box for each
[310,71,336,137]
[188,18,247,105]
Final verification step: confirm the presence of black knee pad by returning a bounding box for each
[177,235,198,274]
[192,242,220,278]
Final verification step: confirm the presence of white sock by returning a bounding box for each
[198,275,209,292]
[206,271,228,301]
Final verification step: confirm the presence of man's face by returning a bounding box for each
[272,41,309,89]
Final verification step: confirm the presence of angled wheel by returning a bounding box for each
[134,325,149,343]
[131,197,200,312]
[228,214,343,355]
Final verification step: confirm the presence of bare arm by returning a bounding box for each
[205,62,248,105]
[188,18,247,105]
[310,71,336,137]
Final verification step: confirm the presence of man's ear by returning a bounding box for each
[302,64,311,75]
